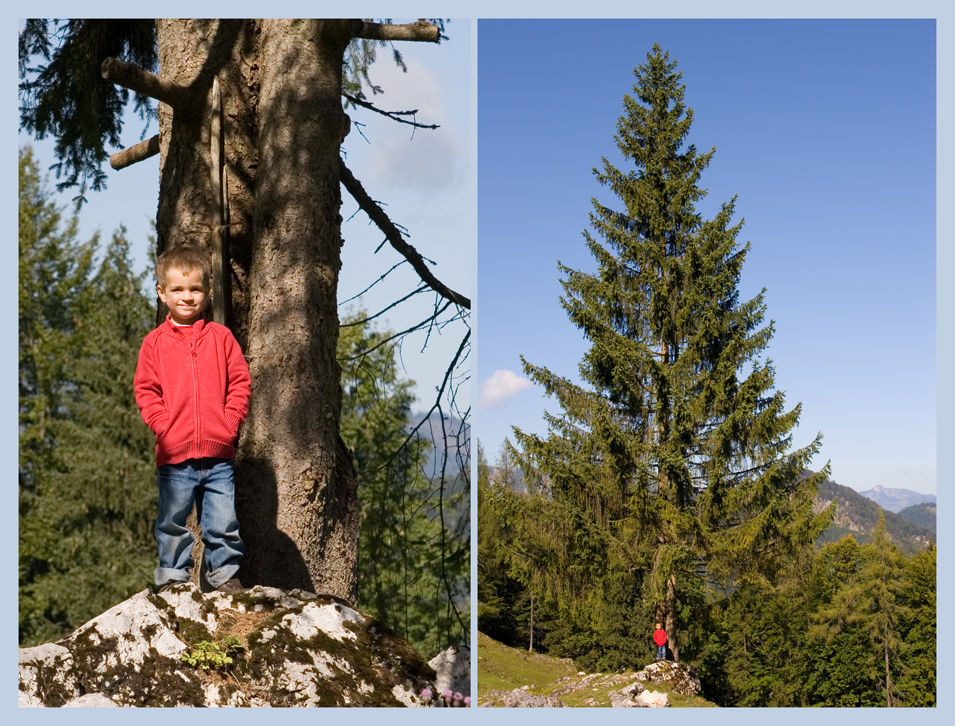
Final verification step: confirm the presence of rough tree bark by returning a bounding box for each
[146,19,437,600]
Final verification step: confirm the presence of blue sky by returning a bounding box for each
[18,19,474,415]
[477,19,936,495]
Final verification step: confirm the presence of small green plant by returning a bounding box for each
[181,637,243,671]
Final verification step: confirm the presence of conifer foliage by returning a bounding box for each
[510,45,832,663]
[19,147,157,645]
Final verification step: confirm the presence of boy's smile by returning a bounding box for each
[158,268,207,325]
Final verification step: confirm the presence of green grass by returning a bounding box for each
[477,631,717,707]
[476,632,576,697]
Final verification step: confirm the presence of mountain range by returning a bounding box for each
[858,484,936,513]
[814,479,935,555]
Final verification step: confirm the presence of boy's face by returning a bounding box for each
[158,268,207,325]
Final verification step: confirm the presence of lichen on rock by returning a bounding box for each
[18,585,447,708]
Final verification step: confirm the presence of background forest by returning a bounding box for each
[479,443,936,707]
[18,146,469,657]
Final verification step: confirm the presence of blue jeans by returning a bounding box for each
[155,458,243,588]
[656,645,666,660]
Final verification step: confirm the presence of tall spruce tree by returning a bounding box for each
[511,45,832,663]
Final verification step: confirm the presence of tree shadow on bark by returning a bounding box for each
[234,453,314,592]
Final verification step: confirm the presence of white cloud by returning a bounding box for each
[353,56,468,192]
[479,369,534,410]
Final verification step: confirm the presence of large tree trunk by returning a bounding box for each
[655,574,679,662]
[154,19,359,599]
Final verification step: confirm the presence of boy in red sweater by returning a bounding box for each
[653,623,667,661]
[134,246,251,593]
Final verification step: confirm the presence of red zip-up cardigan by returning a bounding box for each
[134,316,251,467]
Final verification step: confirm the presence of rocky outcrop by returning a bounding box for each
[18,585,440,707]
[633,659,701,696]
[429,644,470,696]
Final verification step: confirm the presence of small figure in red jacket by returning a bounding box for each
[653,623,667,661]
[134,246,251,594]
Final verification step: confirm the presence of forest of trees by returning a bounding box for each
[479,446,935,706]
[476,44,936,708]
[18,146,468,657]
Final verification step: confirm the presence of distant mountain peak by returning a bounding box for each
[858,485,936,513]
[815,478,934,554]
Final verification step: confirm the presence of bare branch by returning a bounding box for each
[339,160,471,310]
[339,300,453,362]
[342,92,439,130]
[109,134,159,170]
[340,284,429,327]
[101,57,200,114]
[371,328,471,475]
[356,20,440,43]
[339,260,410,306]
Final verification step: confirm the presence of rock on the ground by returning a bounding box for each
[18,585,438,707]
[634,689,669,707]
[610,681,669,708]
[501,688,566,707]
[634,659,701,696]
[610,682,644,707]
[62,693,119,707]
[429,645,470,697]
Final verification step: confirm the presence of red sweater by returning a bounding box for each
[653,629,667,647]
[134,316,251,467]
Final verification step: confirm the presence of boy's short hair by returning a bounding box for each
[155,245,212,289]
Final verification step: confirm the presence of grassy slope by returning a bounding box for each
[477,632,716,707]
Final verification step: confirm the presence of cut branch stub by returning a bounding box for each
[101,57,202,115]
[109,134,160,170]
[357,20,441,43]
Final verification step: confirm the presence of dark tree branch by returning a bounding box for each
[342,92,439,130]
[340,300,454,362]
[339,260,411,306]
[356,20,441,43]
[339,160,471,310]
[340,284,429,326]
[101,57,201,114]
[109,133,159,170]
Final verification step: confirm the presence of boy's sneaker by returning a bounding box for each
[157,581,184,594]
[216,578,249,594]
